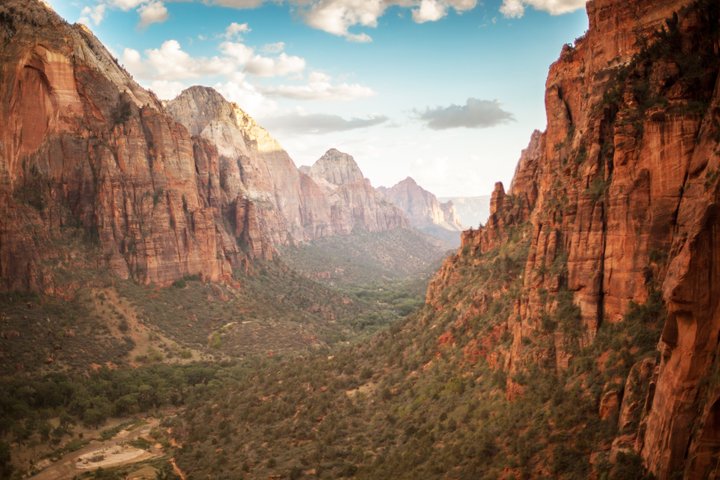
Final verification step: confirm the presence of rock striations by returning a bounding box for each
[0,0,407,291]
[426,0,720,477]
[0,0,238,291]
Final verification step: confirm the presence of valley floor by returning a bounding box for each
[0,229,449,479]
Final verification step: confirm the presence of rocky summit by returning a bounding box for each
[379,176,463,244]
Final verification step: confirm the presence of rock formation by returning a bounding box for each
[379,177,462,244]
[303,149,408,235]
[425,0,720,477]
[379,177,462,231]
[166,86,306,249]
[0,0,409,291]
[0,0,241,291]
[167,90,407,242]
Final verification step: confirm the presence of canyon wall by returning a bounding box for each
[0,1,409,291]
[426,0,720,477]
[0,0,242,290]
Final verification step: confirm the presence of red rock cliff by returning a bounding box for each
[0,0,250,290]
[426,0,720,477]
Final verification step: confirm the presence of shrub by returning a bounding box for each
[587,177,608,203]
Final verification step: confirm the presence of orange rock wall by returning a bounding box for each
[427,0,720,477]
[0,1,240,290]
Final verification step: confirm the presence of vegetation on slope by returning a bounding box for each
[169,217,663,479]
[279,228,448,287]
[1,230,441,477]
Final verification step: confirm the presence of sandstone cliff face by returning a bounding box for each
[379,177,463,234]
[0,0,243,290]
[425,0,720,477]
[304,149,408,235]
[166,86,303,249]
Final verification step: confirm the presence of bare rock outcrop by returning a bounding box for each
[304,149,408,235]
[379,177,463,236]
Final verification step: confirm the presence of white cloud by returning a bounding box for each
[261,71,375,101]
[301,0,386,42]
[215,74,278,116]
[149,80,187,99]
[122,47,142,67]
[500,0,587,18]
[219,41,254,64]
[225,22,251,39]
[261,112,388,134]
[110,0,145,11]
[219,41,306,76]
[122,41,231,79]
[345,32,373,43]
[295,0,477,41]
[248,53,306,76]
[417,98,515,129]
[412,0,446,23]
[138,1,169,27]
[76,0,164,28]
[124,37,304,82]
[79,4,106,25]
[262,42,286,53]
[121,37,317,116]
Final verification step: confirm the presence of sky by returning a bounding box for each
[45,0,589,197]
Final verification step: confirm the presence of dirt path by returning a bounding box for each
[30,418,163,480]
[170,458,188,480]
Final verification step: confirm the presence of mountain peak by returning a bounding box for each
[167,86,284,155]
[176,85,227,104]
[382,177,463,235]
[310,149,365,185]
[168,86,234,136]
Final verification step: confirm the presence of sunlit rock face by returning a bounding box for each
[167,90,408,242]
[0,0,243,290]
[378,176,462,245]
[304,149,408,235]
[379,177,463,232]
[167,86,306,248]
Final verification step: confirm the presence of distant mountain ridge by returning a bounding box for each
[379,177,463,246]
[438,195,491,228]
[166,86,407,247]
